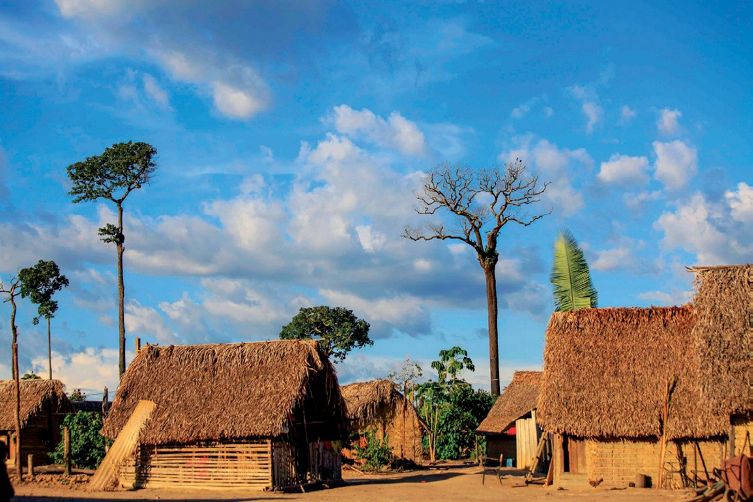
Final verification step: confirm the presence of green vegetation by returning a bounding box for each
[279,306,372,363]
[550,229,598,312]
[353,428,394,471]
[50,412,112,469]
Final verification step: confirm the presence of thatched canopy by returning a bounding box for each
[0,379,73,430]
[341,380,402,427]
[689,264,751,415]
[477,371,542,435]
[102,340,347,445]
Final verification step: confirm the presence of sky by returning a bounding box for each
[0,0,750,397]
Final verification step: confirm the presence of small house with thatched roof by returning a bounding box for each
[0,379,74,467]
[538,264,751,488]
[102,340,347,490]
[341,380,424,463]
[476,371,542,469]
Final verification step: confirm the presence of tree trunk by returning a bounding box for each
[10,293,21,481]
[484,266,501,396]
[117,204,126,379]
[47,316,52,380]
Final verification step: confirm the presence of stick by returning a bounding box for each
[694,440,710,485]
[64,426,71,476]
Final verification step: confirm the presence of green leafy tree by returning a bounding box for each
[431,346,475,383]
[0,274,22,480]
[18,260,69,380]
[353,428,394,471]
[66,141,158,378]
[550,230,598,312]
[279,306,372,363]
[434,384,494,460]
[69,389,86,402]
[22,371,41,380]
[404,161,549,396]
[50,412,111,469]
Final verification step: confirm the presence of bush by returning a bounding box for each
[49,412,111,469]
[353,428,393,471]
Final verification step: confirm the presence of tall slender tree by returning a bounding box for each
[18,260,69,379]
[0,275,22,480]
[431,346,475,384]
[404,161,549,396]
[66,141,157,378]
[550,229,598,312]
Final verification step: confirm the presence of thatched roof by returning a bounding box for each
[101,340,347,445]
[689,264,751,415]
[477,371,542,435]
[0,379,73,430]
[341,380,402,424]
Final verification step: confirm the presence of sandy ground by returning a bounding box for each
[11,466,690,502]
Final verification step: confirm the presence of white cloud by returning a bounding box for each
[638,289,692,306]
[592,246,635,272]
[55,0,129,18]
[125,300,178,344]
[142,73,170,109]
[544,107,554,118]
[624,190,663,212]
[657,108,682,136]
[320,289,431,336]
[597,154,650,186]
[212,80,267,119]
[582,101,604,133]
[726,182,753,223]
[32,348,120,395]
[510,96,544,119]
[331,105,427,156]
[619,105,637,124]
[653,140,698,191]
[355,225,386,253]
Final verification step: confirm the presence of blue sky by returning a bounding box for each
[0,0,750,396]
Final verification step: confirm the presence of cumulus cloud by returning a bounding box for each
[726,182,753,223]
[657,108,682,136]
[653,140,698,191]
[654,188,752,265]
[618,105,637,125]
[32,347,120,395]
[581,102,604,133]
[597,154,650,186]
[331,105,428,156]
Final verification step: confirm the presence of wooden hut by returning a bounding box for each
[340,380,423,463]
[101,340,347,490]
[476,371,542,469]
[0,379,73,467]
[538,264,752,488]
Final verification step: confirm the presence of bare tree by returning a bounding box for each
[0,276,22,481]
[403,161,549,396]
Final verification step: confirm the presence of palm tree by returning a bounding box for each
[550,230,598,312]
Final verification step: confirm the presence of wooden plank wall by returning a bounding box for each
[585,438,725,487]
[515,416,538,469]
[121,440,273,490]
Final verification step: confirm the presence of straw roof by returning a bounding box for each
[537,306,738,439]
[0,379,73,430]
[476,371,542,435]
[341,380,402,426]
[689,264,751,415]
[101,340,347,445]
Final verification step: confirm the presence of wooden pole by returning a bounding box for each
[12,342,21,482]
[693,442,698,488]
[27,454,33,479]
[64,426,71,476]
[553,434,564,487]
[134,337,141,355]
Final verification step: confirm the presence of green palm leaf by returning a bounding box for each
[550,229,598,312]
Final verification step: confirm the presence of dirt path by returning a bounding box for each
[12,466,689,502]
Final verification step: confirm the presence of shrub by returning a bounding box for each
[353,428,393,471]
[50,412,111,469]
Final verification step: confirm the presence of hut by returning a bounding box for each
[537,264,752,488]
[340,380,423,463]
[101,340,347,490]
[476,371,542,469]
[0,379,74,467]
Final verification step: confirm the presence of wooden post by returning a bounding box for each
[553,434,564,487]
[134,337,141,355]
[64,426,71,476]
[27,454,33,479]
[728,423,735,458]
[268,439,274,490]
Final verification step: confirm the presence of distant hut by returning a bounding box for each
[538,264,752,488]
[341,380,423,463]
[476,371,542,469]
[102,340,347,490]
[0,379,73,467]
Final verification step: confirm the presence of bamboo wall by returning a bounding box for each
[584,438,725,488]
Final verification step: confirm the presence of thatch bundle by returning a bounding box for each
[101,340,346,445]
[536,306,739,439]
[690,264,751,415]
[477,371,542,435]
[341,380,402,428]
[0,379,73,430]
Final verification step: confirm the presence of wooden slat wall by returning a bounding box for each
[120,440,273,490]
[515,416,538,469]
[272,439,296,488]
[585,438,725,487]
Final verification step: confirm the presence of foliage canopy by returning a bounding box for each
[18,260,69,324]
[50,412,111,469]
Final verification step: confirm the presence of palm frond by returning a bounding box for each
[550,229,598,312]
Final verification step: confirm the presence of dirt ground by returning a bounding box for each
[11,465,689,502]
